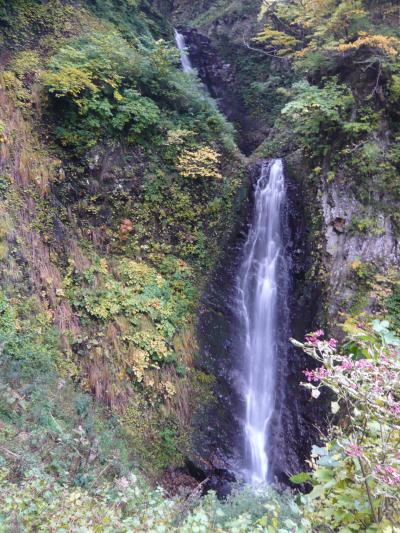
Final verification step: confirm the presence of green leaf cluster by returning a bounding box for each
[64,255,196,369]
[281,79,354,153]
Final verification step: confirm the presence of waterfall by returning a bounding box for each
[174,29,193,73]
[237,159,288,484]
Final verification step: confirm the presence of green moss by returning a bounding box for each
[348,215,385,236]
[122,395,186,474]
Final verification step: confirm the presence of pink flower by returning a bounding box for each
[328,338,338,349]
[305,329,325,346]
[303,369,315,382]
[372,383,383,394]
[345,443,363,457]
[315,367,329,379]
[375,465,400,485]
[390,403,400,416]
[303,367,329,382]
[355,359,374,370]
[305,335,318,346]
[340,358,353,370]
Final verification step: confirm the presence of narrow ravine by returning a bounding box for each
[237,159,289,484]
[173,29,299,488]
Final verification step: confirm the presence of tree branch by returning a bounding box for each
[241,32,285,60]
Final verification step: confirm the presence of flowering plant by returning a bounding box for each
[292,321,400,531]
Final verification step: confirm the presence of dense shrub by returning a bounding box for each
[292,321,400,531]
[281,80,354,153]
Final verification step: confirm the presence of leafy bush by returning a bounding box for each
[205,485,305,531]
[65,255,196,372]
[0,467,307,532]
[41,27,235,152]
[177,145,223,181]
[281,80,354,153]
[292,322,400,531]
[42,31,158,149]
[0,293,60,377]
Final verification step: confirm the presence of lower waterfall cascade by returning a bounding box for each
[237,159,289,484]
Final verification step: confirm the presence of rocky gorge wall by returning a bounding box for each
[170,2,400,491]
[169,16,327,488]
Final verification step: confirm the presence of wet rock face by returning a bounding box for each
[193,208,247,495]
[269,160,327,483]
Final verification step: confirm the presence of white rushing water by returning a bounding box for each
[174,29,193,72]
[237,159,287,484]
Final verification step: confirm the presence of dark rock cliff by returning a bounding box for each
[177,28,249,152]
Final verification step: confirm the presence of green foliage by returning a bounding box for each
[2,50,43,114]
[42,31,158,149]
[254,27,300,56]
[342,107,380,139]
[281,80,354,153]
[386,284,400,333]
[350,258,376,281]
[0,293,60,377]
[348,215,385,236]
[0,464,308,532]
[293,323,400,530]
[41,27,235,152]
[208,485,305,531]
[0,0,81,50]
[122,395,187,473]
[0,289,136,494]
[84,0,158,39]
[258,0,399,66]
[340,138,400,203]
[389,73,400,103]
[111,88,161,136]
[65,255,196,370]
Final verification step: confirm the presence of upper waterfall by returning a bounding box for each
[174,29,193,73]
[237,159,288,484]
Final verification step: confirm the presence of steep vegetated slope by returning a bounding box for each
[0,0,248,527]
[0,0,399,531]
[253,0,400,334]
